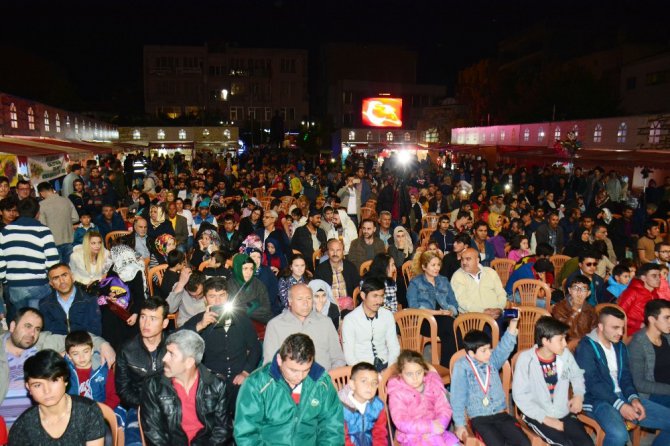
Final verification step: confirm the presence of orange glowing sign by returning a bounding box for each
[361,98,402,127]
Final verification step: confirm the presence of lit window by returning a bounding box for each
[490,131,495,142]
[366,131,373,141]
[593,124,602,143]
[178,129,186,140]
[44,111,50,132]
[66,115,70,128]
[554,126,561,141]
[28,107,35,130]
[404,132,411,142]
[650,121,661,144]
[55,114,61,133]
[617,122,627,143]
[223,129,231,139]
[202,129,210,137]
[82,122,86,133]
[572,124,579,137]
[94,123,98,137]
[132,129,141,140]
[500,130,506,142]
[523,128,530,142]
[481,133,486,143]
[386,132,393,142]
[74,117,79,133]
[157,129,165,140]
[538,128,545,142]
[348,131,355,141]
[425,128,438,143]
[9,103,18,128]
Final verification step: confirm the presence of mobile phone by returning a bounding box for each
[503,308,519,319]
[210,304,225,318]
[353,178,360,184]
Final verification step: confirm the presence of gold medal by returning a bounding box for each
[482,397,490,407]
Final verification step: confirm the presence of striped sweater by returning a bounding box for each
[0,217,60,287]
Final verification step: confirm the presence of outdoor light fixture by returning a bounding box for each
[397,150,411,165]
[504,184,512,192]
[220,89,229,100]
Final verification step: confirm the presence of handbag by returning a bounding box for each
[96,277,132,321]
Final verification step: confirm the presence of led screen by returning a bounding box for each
[361,98,402,127]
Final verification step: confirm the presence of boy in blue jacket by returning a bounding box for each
[575,305,670,446]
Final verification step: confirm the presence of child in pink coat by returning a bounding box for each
[387,350,460,446]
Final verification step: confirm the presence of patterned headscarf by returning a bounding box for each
[239,233,263,253]
[154,234,176,257]
[110,244,147,293]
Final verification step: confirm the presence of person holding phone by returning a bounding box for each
[181,277,261,419]
[337,173,361,227]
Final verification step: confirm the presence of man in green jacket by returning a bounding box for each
[234,333,344,445]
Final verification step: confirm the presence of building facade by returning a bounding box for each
[143,44,309,132]
[118,126,239,159]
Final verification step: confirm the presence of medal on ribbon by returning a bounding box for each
[465,354,491,407]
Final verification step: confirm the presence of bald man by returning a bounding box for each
[450,248,507,318]
[262,283,345,370]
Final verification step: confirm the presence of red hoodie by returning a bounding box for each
[618,278,659,336]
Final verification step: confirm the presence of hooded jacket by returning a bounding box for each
[233,354,343,445]
[617,278,659,336]
[338,384,387,446]
[574,329,639,412]
[227,254,273,324]
[387,370,459,446]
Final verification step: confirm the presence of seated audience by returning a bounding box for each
[618,263,663,336]
[69,231,111,286]
[604,264,632,302]
[629,299,670,409]
[166,268,206,327]
[451,248,507,319]
[308,279,340,330]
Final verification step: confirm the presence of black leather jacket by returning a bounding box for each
[140,364,231,445]
[115,334,167,408]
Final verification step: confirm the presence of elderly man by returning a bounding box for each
[263,283,345,370]
[0,307,115,426]
[451,248,507,319]
[256,209,289,253]
[315,238,360,301]
[122,217,151,261]
[347,219,385,271]
[141,330,231,445]
[234,333,343,445]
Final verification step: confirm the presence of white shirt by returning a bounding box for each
[342,305,400,366]
[599,341,622,394]
[346,187,357,215]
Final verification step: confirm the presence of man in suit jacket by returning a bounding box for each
[167,201,189,252]
[290,209,326,272]
[315,238,360,298]
[428,189,449,214]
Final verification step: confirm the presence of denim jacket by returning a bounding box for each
[406,274,458,315]
[451,330,517,427]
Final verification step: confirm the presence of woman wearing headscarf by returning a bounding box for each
[226,253,273,328]
[308,279,340,330]
[149,233,177,269]
[388,226,414,274]
[564,226,592,258]
[147,202,175,242]
[135,193,151,219]
[262,236,287,274]
[103,244,148,350]
[487,212,508,258]
[191,227,222,268]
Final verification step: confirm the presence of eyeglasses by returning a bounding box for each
[659,250,670,254]
[570,286,589,293]
[583,262,598,267]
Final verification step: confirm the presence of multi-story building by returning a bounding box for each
[143,44,309,132]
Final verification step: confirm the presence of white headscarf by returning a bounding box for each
[336,209,358,254]
[393,226,414,258]
[111,244,147,290]
[308,279,337,317]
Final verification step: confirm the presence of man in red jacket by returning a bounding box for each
[619,263,663,335]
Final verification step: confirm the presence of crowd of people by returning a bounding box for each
[0,148,670,445]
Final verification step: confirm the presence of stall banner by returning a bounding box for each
[0,154,20,186]
[28,155,67,182]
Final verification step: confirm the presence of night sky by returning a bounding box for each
[1,0,667,116]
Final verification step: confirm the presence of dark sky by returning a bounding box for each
[1,0,667,115]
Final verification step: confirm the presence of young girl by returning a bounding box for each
[387,350,460,446]
[262,237,287,274]
[508,234,531,262]
[277,254,309,310]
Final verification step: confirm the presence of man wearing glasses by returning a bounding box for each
[565,251,606,306]
[551,275,598,348]
[15,180,33,201]
[618,263,662,336]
